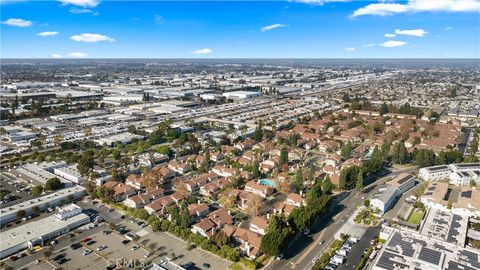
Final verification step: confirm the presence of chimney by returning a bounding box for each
[267,213,270,219]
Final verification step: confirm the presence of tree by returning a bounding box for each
[322,176,334,195]
[45,177,63,191]
[278,147,288,172]
[379,102,389,116]
[77,150,96,179]
[32,185,43,196]
[391,142,408,164]
[364,199,370,208]
[341,141,352,159]
[260,215,293,257]
[211,231,228,246]
[356,169,364,190]
[17,209,26,219]
[253,125,263,141]
[53,134,63,146]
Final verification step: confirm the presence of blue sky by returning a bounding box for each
[1,0,479,58]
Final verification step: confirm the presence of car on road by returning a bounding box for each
[82,250,92,256]
[202,262,211,268]
[108,208,115,212]
[276,254,284,260]
[144,252,151,258]
[319,240,325,245]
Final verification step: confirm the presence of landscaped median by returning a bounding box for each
[311,234,349,270]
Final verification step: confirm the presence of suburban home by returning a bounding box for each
[188,203,211,222]
[233,227,262,259]
[125,174,145,190]
[103,181,136,202]
[123,187,164,208]
[244,181,274,198]
[191,218,217,238]
[249,217,268,235]
[212,165,239,178]
[285,193,306,207]
[168,160,191,174]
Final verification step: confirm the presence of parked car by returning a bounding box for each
[82,250,92,256]
[202,262,211,268]
[131,245,139,251]
[97,245,107,251]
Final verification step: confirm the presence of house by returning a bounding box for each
[341,158,364,170]
[285,193,306,207]
[233,227,262,259]
[103,181,136,202]
[168,160,190,175]
[319,140,340,153]
[191,218,216,238]
[188,203,210,222]
[150,165,176,182]
[123,187,164,208]
[211,151,224,162]
[249,217,268,235]
[244,181,274,198]
[144,192,185,215]
[208,208,234,227]
[125,174,144,190]
[212,165,239,178]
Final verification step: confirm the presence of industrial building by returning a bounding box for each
[0,186,86,225]
[0,204,90,259]
[419,163,480,186]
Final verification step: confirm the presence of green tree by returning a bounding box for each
[321,176,334,194]
[392,142,408,164]
[278,147,288,172]
[77,150,96,179]
[341,141,352,159]
[379,102,389,116]
[260,215,293,256]
[45,177,63,191]
[32,185,43,196]
[17,209,26,219]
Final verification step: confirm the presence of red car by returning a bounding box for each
[9,256,18,261]
[82,237,92,243]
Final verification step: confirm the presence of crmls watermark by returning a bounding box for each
[106,258,147,268]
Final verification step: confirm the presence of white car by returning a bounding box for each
[83,250,92,256]
[144,252,151,258]
[131,245,139,251]
[97,245,107,251]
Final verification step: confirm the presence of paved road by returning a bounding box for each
[266,168,417,270]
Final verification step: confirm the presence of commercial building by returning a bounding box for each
[0,186,86,225]
[386,173,416,194]
[370,185,400,214]
[94,132,145,147]
[222,91,262,99]
[8,162,72,187]
[418,163,480,186]
[0,204,90,259]
[371,228,480,270]
[53,164,85,184]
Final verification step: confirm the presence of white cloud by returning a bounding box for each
[70,33,115,42]
[154,14,163,24]
[385,33,396,38]
[51,54,63,58]
[67,52,87,58]
[395,28,427,37]
[37,31,59,37]
[261,24,287,32]
[59,0,99,7]
[363,43,376,47]
[352,0,480,17]
[2,18,32,27]
[192,48,212,55]
[345,47,356,51]
[69,7,93,14]
[379,40,407,47]
[289,0,351,5]
[444,26,454,30]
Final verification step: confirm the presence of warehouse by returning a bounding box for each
[0,186,86,225]
[0,204,90,259]
[370,185,400,214]
[222,91,262,99]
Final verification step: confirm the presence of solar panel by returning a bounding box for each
[418,247,442,265]
[447,261,477,270]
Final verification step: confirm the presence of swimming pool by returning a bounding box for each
[259,179,278,188]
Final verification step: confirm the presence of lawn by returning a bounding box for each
[407,210,424,224]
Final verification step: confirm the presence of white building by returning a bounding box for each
[419,163,480,186]
[370,185,400,214]
[0,206,89,259]
[53,164,85,184]
[386,173,416,194]
[0,186,86,225]
[55,204,83,220]
[222,91,262,99]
